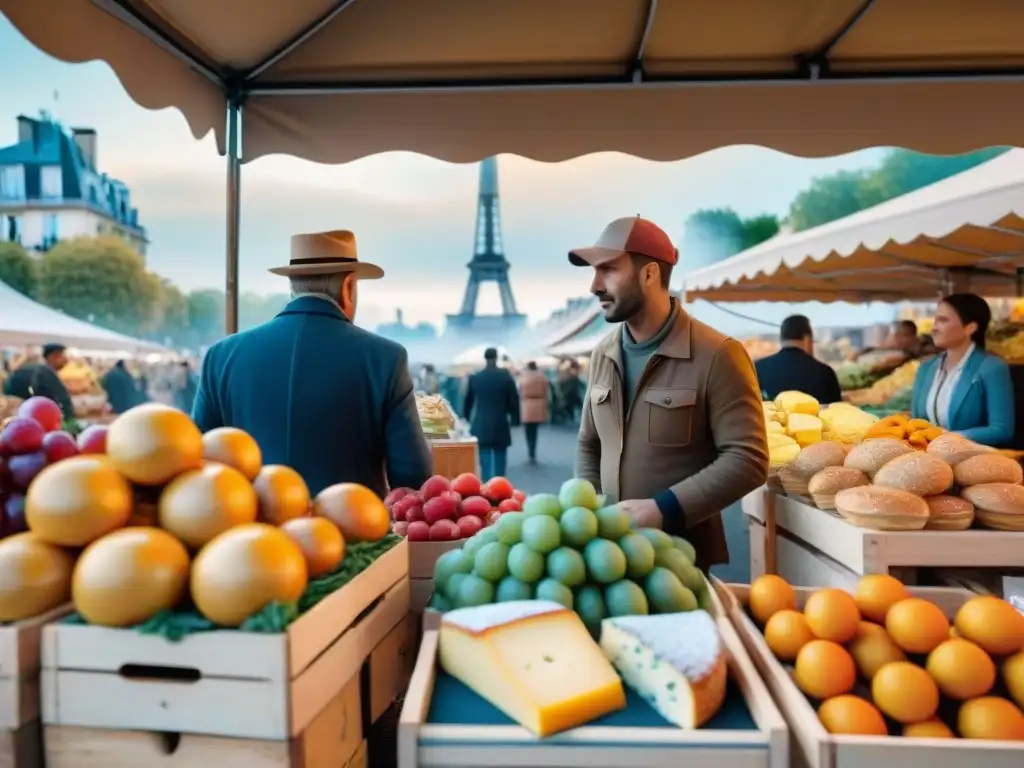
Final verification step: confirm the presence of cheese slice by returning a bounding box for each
[438,600,626,736]
[599,610,727,729]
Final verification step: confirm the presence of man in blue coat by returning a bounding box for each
[191,230,432,499]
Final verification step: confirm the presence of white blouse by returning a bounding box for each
[925,344,975,429]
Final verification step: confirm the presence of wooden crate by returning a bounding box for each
[41,540,410,767]
[743,487,1024,585]
[0,604,71,768]
[369,614,418,725]
[410,579,433,615]
[428,439,478,479]
[409,541,462,580]
[398,600,788,767]
[717,581,1024,768]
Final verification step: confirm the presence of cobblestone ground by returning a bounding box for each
[504,423,751,584]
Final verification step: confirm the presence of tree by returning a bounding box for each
[239,292,290,329]
[35,236,159,335]
[186,289,224,344]
[0,241,36,297]
[682,208,780,270]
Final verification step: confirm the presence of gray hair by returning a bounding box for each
[289,273,346,300]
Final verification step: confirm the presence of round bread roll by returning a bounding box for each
[844,438,915,478]
[834,485,929,531]
[926,432,993,466]
[923,495,975,531]
[961,482,1024,531]
[808,467,870,510]
[793,441,848,479]
[952,453,1023,488]
[873,452,954,497]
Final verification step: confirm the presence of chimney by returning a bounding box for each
[72,128,97,168]
[16,115,34,143]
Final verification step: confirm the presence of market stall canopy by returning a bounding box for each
[0,280,167,353]
[682,149,1024,304]
[451,344,510,367]
[4,0,1024,164]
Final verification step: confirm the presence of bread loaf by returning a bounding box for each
[793,441,849,479]
[960,483,1024,531]
[808,467,870,510]
[926,432,994,466]
[952,453,1024,487]
[873,452,954,497]
[923,495,975,531]
[778,463,809,498]
[834,485,929,531]
[844,438,915,478]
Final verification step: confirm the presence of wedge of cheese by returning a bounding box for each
[775,390,820,416]
[438,601,626,736]
[600,610,727,729]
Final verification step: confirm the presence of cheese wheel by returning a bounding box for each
[924,495,975,531]
[844,438,915,479]
[793,442,848,479]
[808,467,870,511]
[926,433,994,467]
[834,485,929,531]
[953,454,1023,488]
[873,453,954,497]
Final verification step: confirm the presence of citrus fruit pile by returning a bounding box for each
[0,403,394,631]
[429,477,708,632]
[748,573,1024,741]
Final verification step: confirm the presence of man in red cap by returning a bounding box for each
[569,216,769,570]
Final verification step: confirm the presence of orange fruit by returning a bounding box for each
[202,427,262,481]
[954,596,1024,657]
[748,575,796,624]
[958,696,1024,741]
[764,609,815,661]
[280,517,345,579]
[848,621,906,680]
[872,662,939,724]
[253,465,311,525]
[886,598,950,654]
[926,638,996,700]
[313,483,390,542]
[817,695,888,736]
[804,589,860,643]
[903,719,955,738]
[854,574,909,623]
[1004,651,1024,709]
[795,640,856,700]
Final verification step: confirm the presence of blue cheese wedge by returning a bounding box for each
[599,610,727,728]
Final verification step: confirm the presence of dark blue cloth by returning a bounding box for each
[479,447,508,480]
[463,364,520,449]
[754,346,842,405]
[191,297,432,498]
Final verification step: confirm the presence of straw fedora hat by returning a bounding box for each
[268,230,384,279]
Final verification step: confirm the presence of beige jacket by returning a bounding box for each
[576,309,769,567]
[518,371,549,424]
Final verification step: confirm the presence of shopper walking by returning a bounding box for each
[518,361,549,464]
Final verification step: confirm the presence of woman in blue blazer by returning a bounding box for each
[911,293,1015,447]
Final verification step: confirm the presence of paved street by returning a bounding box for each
[503,423,751,584]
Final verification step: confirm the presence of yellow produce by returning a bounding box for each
[202,427,262,481]
[903,719,955,738]
[819,403,878,443]
[872,662,939,724]
[106,403,204,486]
[748,574,796,624]
[954,596,1024,656]
[804,588,861,643]
[817,695,888,735]
[1004,651,1024,709]
[158,463,259,549]
[795,640,856,699]
[764,609,815,661]
[958,697,1024,740]
[886,598,950,654]
[854,574,909,623]
[787,413,824,447]
[926,638,996,700]
[848,621,906,680]
[775,391,820,416]
[0,533,74,622]
[767,432,801,468]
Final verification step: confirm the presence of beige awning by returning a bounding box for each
[682,149,1024,304]
[5,0,1024,164]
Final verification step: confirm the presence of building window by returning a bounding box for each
[6,216,21,244]
[43,213,59,246]
[0,166,26,199]
[40,166,62,199]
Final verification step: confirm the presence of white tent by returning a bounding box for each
[451,344,511,367]
[0,281,167,354]
[683,149,1024,304]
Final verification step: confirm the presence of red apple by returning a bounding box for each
[392,521,409,537]
[405,502,425,523]
[498,498,522,513]
[7,451,48,490]
[512,489,526,504]
[451,472,482,498]
[76,424,108,454]
[2,493,28,536]
[429,519,459,541]
[0,417,45,456]
[42,431,79,464]
[457,515,484,539]
[423,494,458,525]
[420,474,451,502]
[0,456,8,483]
[16,396,63,433]
[459,496,492,519]
[406,520,430,542]
[391,494,421,522]
[482,476,514,503]
[384,487,413,509]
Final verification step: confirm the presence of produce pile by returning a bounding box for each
[780,430,1024,532]
[386,472,527,542]
[415,393,458,438]
[745,573,1024,741]
[0,402,397,635]
[764,391,879,468]
[428,478,710,635]
[842,359,921,409]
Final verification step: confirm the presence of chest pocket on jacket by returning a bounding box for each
[644,387,697,447]
[590,384,617,438]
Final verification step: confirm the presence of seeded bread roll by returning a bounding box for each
[961,483,1024,531]
[834,485,929,531]
[793,441,848,479]
[844,438,915,479]
[953,454,1024,488]
[923,495,974,531]
[808,467,869,510]
[873,452,954,497]
[926,432,994,466]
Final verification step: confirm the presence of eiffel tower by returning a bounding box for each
[445,156,527,337]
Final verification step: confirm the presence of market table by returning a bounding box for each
[742,486,1024,588]
[428,437,478,479]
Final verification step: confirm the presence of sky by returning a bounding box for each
[0,14,896,337]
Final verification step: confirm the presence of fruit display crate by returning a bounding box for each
[716,581,1024,768]
[428,438,479,480]
[399,603,788,768]
[39,539,410,767]
[0,604,72,767]
[409,541,461,614]
[742,487,1024,587]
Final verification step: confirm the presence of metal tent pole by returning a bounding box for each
[225,100,242,334]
